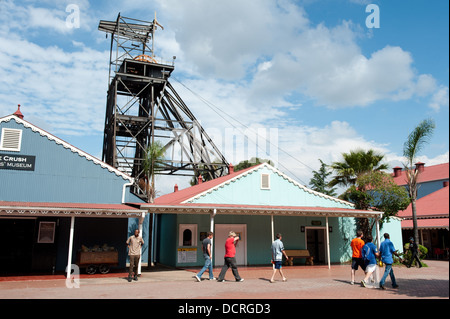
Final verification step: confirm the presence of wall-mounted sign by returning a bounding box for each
[0,153,35,171]
[177,248,197,263]
[38,221,56,243]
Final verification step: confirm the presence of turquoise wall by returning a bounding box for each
[159,212,403,268]
[191,166,353,209]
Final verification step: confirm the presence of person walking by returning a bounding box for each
[194,232,215,281]
[379,233,402,290]
[126,229,144,282]
[217,231,244,282]
[350,230,365,285]
[361,235,379,287]
[406,237,422,268]
[270,233,289,283]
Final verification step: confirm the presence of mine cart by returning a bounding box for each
[77,250,119,274]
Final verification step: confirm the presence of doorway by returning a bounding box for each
[0,218,35,273]
[214,224,247,266]
[306,227,326,265]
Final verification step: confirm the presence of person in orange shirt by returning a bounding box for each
[350,230,366,285]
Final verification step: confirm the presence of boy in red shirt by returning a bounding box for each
[217,231,244,282]
[350,230,366,285]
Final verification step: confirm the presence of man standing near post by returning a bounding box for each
[194,232,215,281]
[217,231,244,282]
[126,229,144,282]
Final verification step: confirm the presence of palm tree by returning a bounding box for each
[328,149,389,189]
[142,140,166,203]
[403,118,435,245]
[329,149,389,236]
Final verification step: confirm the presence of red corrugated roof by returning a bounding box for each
[154,164,263,205]
[392,162,449,185]
[398,186,449,218]
[402,218,449,229]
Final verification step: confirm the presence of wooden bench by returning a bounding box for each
[284,249,314,266]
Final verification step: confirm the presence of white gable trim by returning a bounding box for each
[184,162,355,208]
[0,115,133,182]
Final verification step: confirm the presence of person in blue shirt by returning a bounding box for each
[270,233,289,283]
[379,233,403,290]
[361,235,379,287]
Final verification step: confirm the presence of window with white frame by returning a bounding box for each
[261,173,270,189]
[0,128,23,152]
[179,224,198,247]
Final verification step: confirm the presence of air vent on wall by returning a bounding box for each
[0,128,23,152]
[261,173,270,189]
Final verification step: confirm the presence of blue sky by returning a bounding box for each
[0,0,448,195]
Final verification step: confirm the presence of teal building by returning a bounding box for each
[145,163,403,268]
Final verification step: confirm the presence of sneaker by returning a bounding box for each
[194,275,201,282]
[350,281,355,285]
[128,276,132,282]
[361,280,366,287]
[379,284,385,290]
[269,279,275,283]
[133,275,138,281]
[236,278,244,282]
[208,277,216,281]
[392,285,399,289]
[282,278,287,282]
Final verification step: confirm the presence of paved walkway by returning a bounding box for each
[0,260,447,300]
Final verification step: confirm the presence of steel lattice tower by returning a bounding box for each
[99,14,229,201]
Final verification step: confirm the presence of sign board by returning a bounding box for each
[177,248,197,263]
[0,153,36,171]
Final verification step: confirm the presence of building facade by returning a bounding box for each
[393,162,449,257]
[0,110,147,275]
[145,163,402,268]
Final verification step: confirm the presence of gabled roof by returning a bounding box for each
[154,164,259,205]
[0,114,132,182]
[145,163,382,218]
[398,186,449,219]
[392,162,449,186]
[154,162,353,207]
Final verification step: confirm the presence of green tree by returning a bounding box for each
[309,159,337,196]
[329,149,390,236]
[402,118,435,245]
[234,157,274,172]
[342,171,410,233]
[328,149,389,188]
[142,141,166,203]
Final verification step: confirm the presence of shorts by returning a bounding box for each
[365,264,376,273]
[351,257,366,271]
[274,261,283,269]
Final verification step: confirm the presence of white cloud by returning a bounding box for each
[151,1,443,111]
[0,34,109,135]
[429,86,449,112]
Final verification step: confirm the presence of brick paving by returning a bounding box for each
[0,260,447,300]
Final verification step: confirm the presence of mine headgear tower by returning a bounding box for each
[99,14,229,201]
